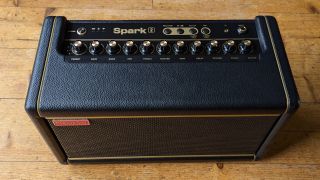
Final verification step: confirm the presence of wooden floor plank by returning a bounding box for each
[0,70,30,98]
[0,162,319,179]
[284,38,320,56]
[0,48,34,98]
[263,131,320,164]
[257,0,311,13]
[153,0,315,14]
[0,7,315,24]
[0,48,35,70]
[0,7,45,23]
[0,0,16,7]
[0,21,41,42]
[0,0,152,9]
[282,103,320,132]
[0,99,56,161]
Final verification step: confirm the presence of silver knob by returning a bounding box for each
[126,41,134,47]
[74,40,82,47]
[106,40,121,55]
[210,40,218,47]
[91,40,100,47]
[206,40,220,54]
[156,40,171,55]
[237,25,247,35]
[89,40,103,55]
[123,40,137,55]
[177,41,185,47]
[222,40,236,54]
[143,41,151,47]
[139,41,154,55]
[173,41,187,54]
[238,40,253,54]
[71,40,87,55]
[190,41,204,55]
[193,40,201,47]
[109,40,117,47]
[160,40,168,47]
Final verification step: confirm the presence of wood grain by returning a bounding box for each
[1,162,319,179]
[0,0,153,9]
[0,0,319,179]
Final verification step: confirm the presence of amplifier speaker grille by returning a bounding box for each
[48,116,277,159]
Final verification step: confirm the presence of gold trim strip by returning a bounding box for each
[46,114,280,119]
[264,16,290,115]
[64,38,259,41]
[37,17,57,116]
[68,154,254,161]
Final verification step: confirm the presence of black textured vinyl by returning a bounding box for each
[49,116,277,158]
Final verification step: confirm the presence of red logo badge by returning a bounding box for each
[52,119,90,126]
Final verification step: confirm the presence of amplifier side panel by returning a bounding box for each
[25,16,67,164]
[254,16,300,158]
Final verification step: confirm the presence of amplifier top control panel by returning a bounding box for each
[63,20,260,63]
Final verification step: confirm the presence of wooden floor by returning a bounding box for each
[0,0,319,179]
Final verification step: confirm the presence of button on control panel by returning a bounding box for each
[163,27,198,36]
[63,21,259,63]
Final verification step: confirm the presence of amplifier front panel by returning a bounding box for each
[48,116,278,160]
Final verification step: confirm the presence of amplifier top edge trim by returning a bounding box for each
[68,153,255,161]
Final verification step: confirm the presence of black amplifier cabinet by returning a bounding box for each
[25,16,299,164]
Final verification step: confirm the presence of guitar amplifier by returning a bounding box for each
[25,16,299,164]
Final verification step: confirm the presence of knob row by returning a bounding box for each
[69,40,254,56]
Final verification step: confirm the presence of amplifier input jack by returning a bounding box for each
[201,27,211,35]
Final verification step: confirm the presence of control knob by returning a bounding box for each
[76,27,87,36]
[238,40,253,54]
[237,25,247,35]
[89,40,104,55]
[156,40,171,55]
[139,41,154,55]
[123,41,138,55]
[222,40,236,54]
[71,40,87,55]
[173,41,187,55]
[206,40,220,54]
[106,40,121,55]
[190,41,204,55]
